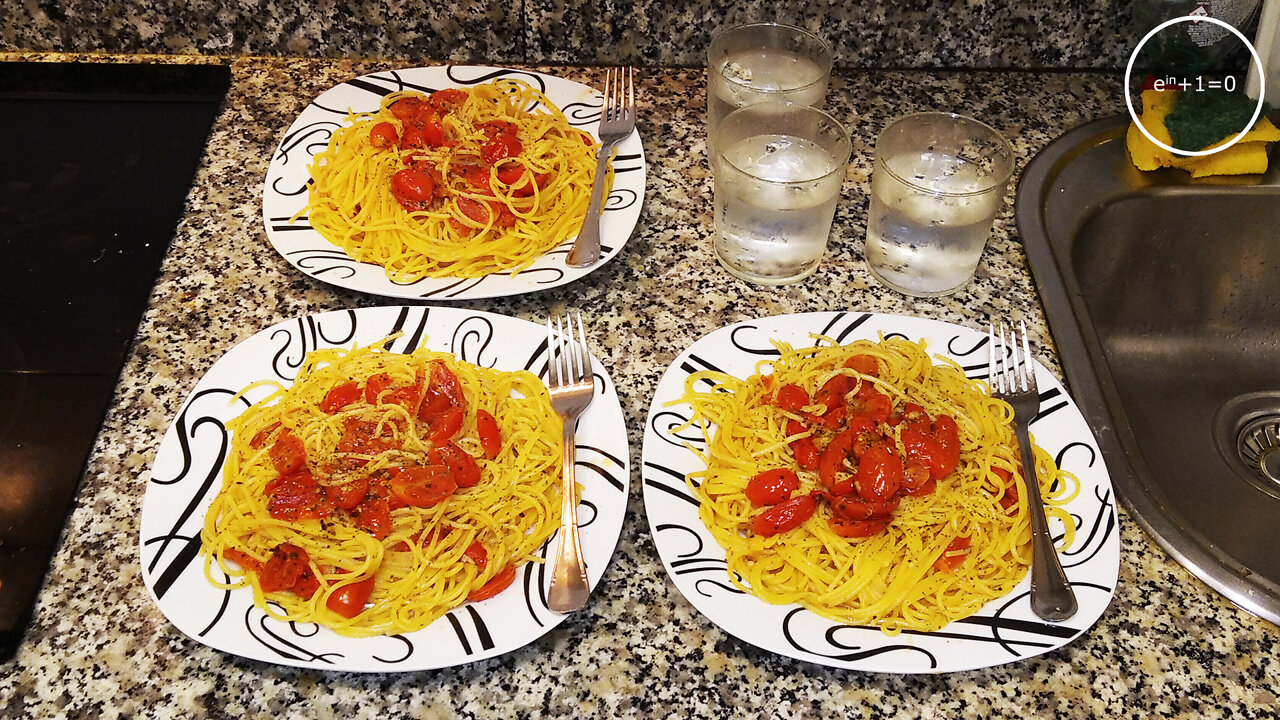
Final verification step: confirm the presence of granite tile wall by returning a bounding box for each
[4,0,1139,70]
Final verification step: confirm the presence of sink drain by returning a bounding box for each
[1237,418,1280,485]
[1213,393,1280,500]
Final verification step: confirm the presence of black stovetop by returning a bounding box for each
[0,61,230,659]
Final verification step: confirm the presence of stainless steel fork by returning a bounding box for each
[545,311,595,611]
[988,320,1078,622]
[566,66,636,268]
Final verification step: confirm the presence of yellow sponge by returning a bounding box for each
[1126,89,1280,177]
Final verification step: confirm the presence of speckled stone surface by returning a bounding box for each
[1,52,1279,719]
[2,1,1139,70]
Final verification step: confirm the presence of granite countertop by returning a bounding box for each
[1,53,1278,719]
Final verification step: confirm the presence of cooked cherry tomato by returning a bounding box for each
[934,535,972,572]
[494,162,525,186]
[745,468,800,507]
[352,496,392,539]
[785,420,820,471]
[463,541,489,570]
[901,460,932,493]
[843,354,880,377]
[468,564,517,602]
[336,418,399,460]
[266,469,333,521]
[850,391,893,423]
[363,373,393,404]
[818,427,857,494]
[750,494,818,536]
[775,384,809,412]
[320,381,361,413]
[992,466,1019,510]
[258,543,319,598]
[901,415,961,481]
[482,133,522,164]
[325,476,370,510]
[250,422,281,449]
[391,168,436,205]
[269,432,307,475]
[388,96,425,121]
[829,517,888,538]
[830,495,900,521]
[326,575,376,618]
[814,374,852,413]
[431,442,482,488]
[223,547,260,572]
[388,465,458,508]
[429,88,468,108]
[426,405,465,443]
[419,362,465,419]
[855,445,903,502]
[369,122,398,148]
[476,409,502,459]
[455,197,491,225]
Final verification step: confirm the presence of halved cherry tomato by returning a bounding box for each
[934,535,972,572]
[774,384,809,412]
[223,547,260,572]
[418,362,465,419]
[388,96,425,121]
[325,476,370,510]
[818,427,857,494]
[455,197,491,225]
[431,442,482,488]
[391,169,435,205]
[495,162,525,186]
[369,122,398,148]
[320,381,361,413]
[463,541,488,570]
[468,564,516,602]
[258,543,319,598]
[352,496,392,539]
[269,432,307,475]
[744,468,799,507]
[844,354,880,377]
[854,445,903,502]
[829,517,888,538]
[266,469,333,521]
[830,495,900,521]
[849,391,893,423]
[750,494,818,536]
[336,419,399,460]
[364,373,393,404]
[476,409,502,459]
[326,576,376,618]
[426,405,465,443]
[814,374,852,413]
[785,420,820,471]
[429,87,468,108]
[993,466,1019,510]
[250,422,281,449]
[388,465,458,508]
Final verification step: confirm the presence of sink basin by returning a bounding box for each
[1017,115,1280,624]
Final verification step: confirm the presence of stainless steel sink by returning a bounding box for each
[1016,115,1280,624]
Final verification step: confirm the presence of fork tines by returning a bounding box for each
[988,320,1034,394]
[547,311,589,386]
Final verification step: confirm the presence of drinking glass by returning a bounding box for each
[706,23,833,142]
[864,112,1015,297]
[712,103,850,285]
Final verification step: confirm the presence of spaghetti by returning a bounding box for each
[301,78,603,281]
[201,339,562,637]
[678,335,1078,633]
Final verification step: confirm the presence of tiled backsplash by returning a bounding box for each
[4,1,1140,69]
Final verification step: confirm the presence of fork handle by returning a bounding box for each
[1015,422,1079,622]
[566,142,616,268]
[547,422,591,612]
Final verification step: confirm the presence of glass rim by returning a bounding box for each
[709,22,834,96]
[875,112,1015,197]
[715,102,850,185]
